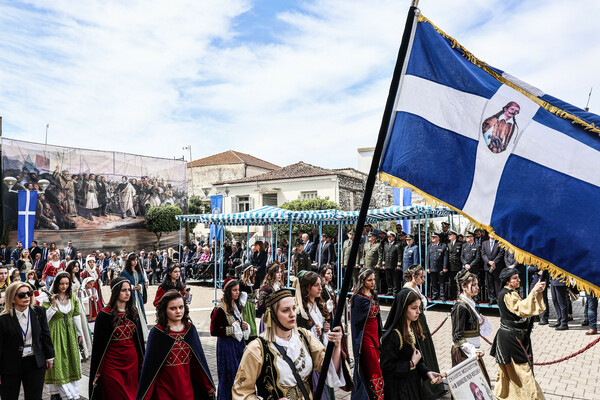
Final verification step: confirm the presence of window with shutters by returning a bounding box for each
[262,193,278,207]
[301,191,317,200]
[238,195,251,212]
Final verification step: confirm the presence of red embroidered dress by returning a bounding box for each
[150,328,194,399]
[98,311,139,400]
[359,292,384,400]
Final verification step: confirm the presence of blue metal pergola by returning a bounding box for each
[175,205,501,308]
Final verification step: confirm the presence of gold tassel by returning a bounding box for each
[416,14,600,137]
[379,172,600,298]
[264,308,272,329]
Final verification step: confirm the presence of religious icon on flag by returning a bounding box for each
[18,190,38,249]
[378,11,600,295]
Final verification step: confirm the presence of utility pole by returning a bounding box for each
[585,87,593,111]
[45,123,49,144]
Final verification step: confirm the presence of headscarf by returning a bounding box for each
[500,267,519,287]
[263,289,294,331]
[293,270,309,320]
[381,288,421,343]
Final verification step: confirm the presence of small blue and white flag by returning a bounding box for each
[379,12,600,295]
[18,190,38,248]
[210,195,223,242]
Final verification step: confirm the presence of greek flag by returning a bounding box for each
[379,12,600,294]
[18,190,37,248]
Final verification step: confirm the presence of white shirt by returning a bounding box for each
[458,294,492,357]
[15,308,33,357]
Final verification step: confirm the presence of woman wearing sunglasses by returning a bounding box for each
[0,282,55,400]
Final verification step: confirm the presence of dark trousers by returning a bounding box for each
[393,268,404,295]
[431,271,444,299]
[447,270,459,300]
[385,268,395,295]
[551,284,568,327]
[530,283,549,322]
[0,355,45,400]
[485,270,501,303]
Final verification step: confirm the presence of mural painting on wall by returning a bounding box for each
[2,138,187,230]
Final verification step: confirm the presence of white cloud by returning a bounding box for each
[0,0,598,170]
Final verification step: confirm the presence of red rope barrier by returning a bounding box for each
[430,315,449,336]
[479,334,600,366]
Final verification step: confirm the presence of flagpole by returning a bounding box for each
[314,2,420,398]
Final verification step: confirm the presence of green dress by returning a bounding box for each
[43,297,82,384]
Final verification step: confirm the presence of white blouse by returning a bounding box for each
[459,294,492,357]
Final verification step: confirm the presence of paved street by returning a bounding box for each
[31,283,599,399]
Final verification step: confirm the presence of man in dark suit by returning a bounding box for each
[319,234,335,268]
[481,232,505,304]
[382,231,401,296]
[301,233,315,263]
[293,240,311,274]
[40,242,49,266]
[63,241,77,261]
[427,232,448,301]
[28,241,42,263]
[446,230,463,300]
[0,244,9,265]
[0,284,55,399]
[528,264,550,325]
[550,276,569,330]
[461,231,482,273]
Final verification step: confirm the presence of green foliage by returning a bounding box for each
[187,196,210,231]
[277,197,340,241]
[145,205,183,247]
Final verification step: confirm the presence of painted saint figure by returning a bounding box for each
[482,101,520,153]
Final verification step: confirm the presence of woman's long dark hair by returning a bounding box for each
[66,260,82,284]
[108,280,138,327]
[160,264,185,291]
[350,268,378,303]
[156,290,191,333]
[124,253,142,275]
[51,273,73,298]
[399,290,424,345]
[222,280,242,316]
[300,271,330,323]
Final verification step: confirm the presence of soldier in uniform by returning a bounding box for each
[427,233,448,301]
[293,240,311,275]
[447,230,463,300]
[381,231,401,296]
[461,231,483,301]
[394,231,408,292]
[363,232,383,292]
[439,222,451,244]
[402,235,420,274]
[342,231,362,285]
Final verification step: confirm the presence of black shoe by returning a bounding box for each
[567,316,574,322]
[490,300,498,305]
[549,323,560,328]
[538,320,549,325]
[441,297,446,302]
[385,291,394,296]
[582,319,589,326]
[556,325,569,331]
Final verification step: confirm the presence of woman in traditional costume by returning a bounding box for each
[393,264,446,399]
[83,277,101,329]
[294,270,335,400]
[380,289,443,399]
[232,289,351,399]
[153,263,185,307]
[320,266,336,316]
[137,290,215,399]
[238,265,258,340]
[450,269,492,384]
[119,253,148,340]
[66,260,92,360]
[490,268,547,400]
[42,251,65,289]
[210,278,249,400]
[80,255,104,314]
[256,263,282,318]
[43,271,84,400]
[350,268,383,400]
[89,277,145,400]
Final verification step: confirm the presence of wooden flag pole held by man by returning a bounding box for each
[314,2,421,398]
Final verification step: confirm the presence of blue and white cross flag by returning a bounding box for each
[210,195,223,242]
[18,190,38,248]
[378,12,600,295]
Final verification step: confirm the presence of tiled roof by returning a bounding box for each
[188,150,280,170]
[215,161,340,185]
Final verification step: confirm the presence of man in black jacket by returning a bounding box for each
[446,230,463,300]
[481,232,505,304]
[0,283,55,399]
[382,231,401,296]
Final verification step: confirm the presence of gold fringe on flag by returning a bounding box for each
[417,14,600,137]
[379,171,600,298]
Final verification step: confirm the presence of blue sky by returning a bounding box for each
[0,0,599,169]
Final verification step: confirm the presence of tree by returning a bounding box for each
[145,205,182,248]
[276,197,341,242]
[187,195,211,232]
